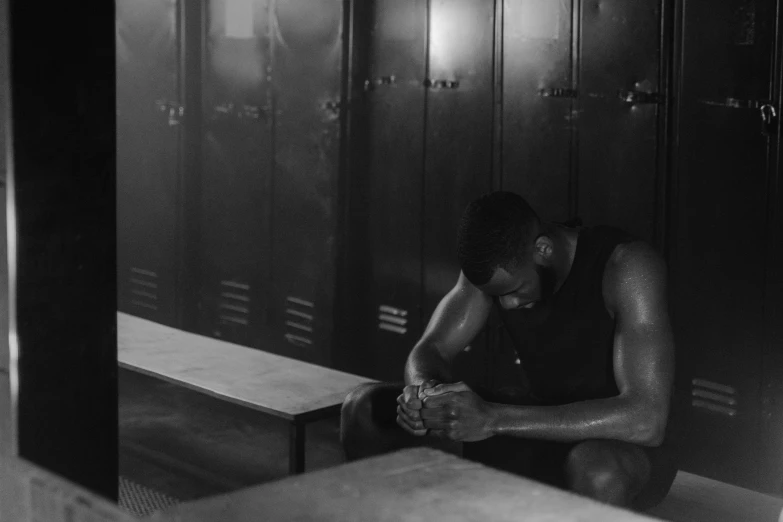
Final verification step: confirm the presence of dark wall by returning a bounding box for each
[9,0,118,500]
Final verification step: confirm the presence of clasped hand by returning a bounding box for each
[395,380,493,442]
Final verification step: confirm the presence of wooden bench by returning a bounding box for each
[148,447,663,522]
[117,312,376,474]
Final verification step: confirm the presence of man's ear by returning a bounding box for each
[534,234,554,262]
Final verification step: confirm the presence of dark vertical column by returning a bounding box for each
[576,0,663,244]
[9,0,118,500]
[351,0,428,380]
[759,0,783,494]
[423,0,495,388]
[271,0,344,365]
[197,0,273,347]
[179,0,204,332]
[491,0,578,400]
[501,0,574,222]
[670,0,777,491]
[332,0,366,375]
[116,0,183,326]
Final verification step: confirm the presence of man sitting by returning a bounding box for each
[341,191,677,511]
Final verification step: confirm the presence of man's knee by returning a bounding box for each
[340,382,402,459]
[565,440,647,507]
[342,383,382,434]
[342,382,400,429]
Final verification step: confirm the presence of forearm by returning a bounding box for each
[404,342,453,386]
[487,396,666,447]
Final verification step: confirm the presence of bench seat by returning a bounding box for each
[117,312,376,473]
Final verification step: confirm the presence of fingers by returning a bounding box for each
[421,417,453,431]
[400,386,423,410]
[420,381,471,398]
[417,379,441,400]
[396,395,421,420]
[419,404,453,421]
[396,406,427,436]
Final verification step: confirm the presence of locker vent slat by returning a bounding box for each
[286,296,314,347]
[129,268,159,311]
[378,305,408,335]
[219,281,250,327]
[691,378,738,417]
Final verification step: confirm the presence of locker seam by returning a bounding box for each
[332,0,356,369]
[420,0,432,336]
[492,0,504,192]
[759,0,783,492]
[269,0,278,352]
[174,0,185,329]
[569,0,581,220]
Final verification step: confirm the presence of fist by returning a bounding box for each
[420,382,494,442]
[396,380,440,436]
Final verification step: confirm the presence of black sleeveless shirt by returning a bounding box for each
[497,224,637,406]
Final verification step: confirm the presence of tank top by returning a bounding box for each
[496,224,638,406]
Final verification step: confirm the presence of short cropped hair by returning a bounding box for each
[457,191,541,286]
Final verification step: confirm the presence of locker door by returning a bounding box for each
[199,0,272,346]
[361,0,428,381]
[492,0,578,401]
[577,0,664,243]
[271,0,344,364]
[502,0,574,222]
[116,0,182,326]
[672,0,778,490]
[423,0,495,386]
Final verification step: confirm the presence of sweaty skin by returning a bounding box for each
[396,223,675,447]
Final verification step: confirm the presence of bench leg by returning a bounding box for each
[289,421,306,474]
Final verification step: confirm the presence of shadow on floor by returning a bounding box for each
[119,368,345,502]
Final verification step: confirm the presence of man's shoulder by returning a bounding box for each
[606,239,665,273]
[602,240,668,311]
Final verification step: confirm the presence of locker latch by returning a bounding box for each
[323,100,341,115]
[237,105,265,120]
[618,90,662,105]
[538,88,577,99]
[211,103,268,121]
[155,100,184,126]
[363,76,396,91]
[698,98,778,136]
[424,79,460,90]
[760,104,778,136]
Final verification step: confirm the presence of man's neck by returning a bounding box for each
[541,221,581,293]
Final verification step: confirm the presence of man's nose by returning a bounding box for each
[499,295,521,310]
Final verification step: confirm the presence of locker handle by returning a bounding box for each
[155,100,184,126]
[210,103,269,122]
[424,79,460,90]
[760,104,778,136]
[618,90,662,105]
[539,88,577,99]
[363,76,396,91]
[697,98,778,135]
[323,100,341,115]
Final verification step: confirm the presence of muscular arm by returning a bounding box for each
[404,272,492,386]
[486,243,675,446]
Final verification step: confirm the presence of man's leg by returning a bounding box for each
[565,439,675,509]
[340,382,429,461]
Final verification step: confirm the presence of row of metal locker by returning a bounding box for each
[117,0,783,494]
[117,0,345,365]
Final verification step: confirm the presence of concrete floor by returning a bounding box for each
[118,368,345,503]
[118,368,783,522]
